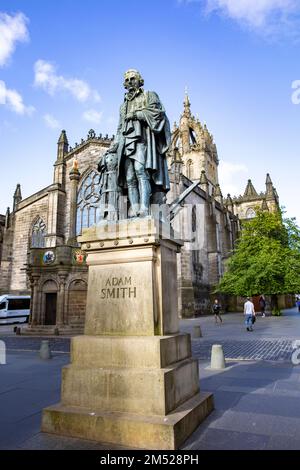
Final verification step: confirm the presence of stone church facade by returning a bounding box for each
[233,175,279,220]
[0,96,279,333]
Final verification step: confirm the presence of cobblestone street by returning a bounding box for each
[1,307,299,362]
[182,307,300,362]
[0,334,296,362]
[193,338,294,361]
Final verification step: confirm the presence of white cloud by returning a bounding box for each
[218,161,249,197]
[207,0,298,27]
[0,12,29,67]
[180,0,300,35]
[43,113,60,129]
[34,60,101,103]
[0,80,34,115]
[82,109,102,124]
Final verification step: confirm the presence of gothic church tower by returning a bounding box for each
[169,93,219,192]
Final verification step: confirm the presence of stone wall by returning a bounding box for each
[0,216,14,294]
[169,175,235,317]
[66,278,88,326]
[10,194,49,293]
[234,199,263,220]
[0,215,4,264]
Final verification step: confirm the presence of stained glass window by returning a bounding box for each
[31,217,46,248]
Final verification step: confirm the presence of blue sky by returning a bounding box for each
[0,0,299,223]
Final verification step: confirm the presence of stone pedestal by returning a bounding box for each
[42,218,213,449]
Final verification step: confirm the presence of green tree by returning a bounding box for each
[217,209,300,315]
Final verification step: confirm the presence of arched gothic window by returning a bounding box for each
[189,128,197,146]
[246,208,256,219]
[76,170,102,235]
[31,217,46,248]
[192,205,197,233]
[186,160,193,180]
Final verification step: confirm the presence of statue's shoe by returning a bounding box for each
[128,206,140,218]
[138,206,150,218]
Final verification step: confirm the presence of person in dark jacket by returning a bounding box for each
[259,295,266,317]
[212,299,223,324]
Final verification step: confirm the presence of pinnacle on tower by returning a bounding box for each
[243,179,258,198]
[214,184,223,204]
[5,207,10,229]
[266,173,272,185]
[183,89,191,117]
[261,199,269,211]
[58,129,68,144]
[14,183,22,200]
[57,130,69,161]
[200,170,208,185]
[225,193,233,206]
[224,194,234,214]
[13,183,22,212]
[266,173,275,198]
[199,170,209,193]
[214,184,222,197]
[265,173,276,199]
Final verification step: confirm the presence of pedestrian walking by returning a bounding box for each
[297,297,300,313]
[244,297,256,332]
[212,299,223,324]
[259,295,266,317]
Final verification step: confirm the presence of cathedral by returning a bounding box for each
[0,95,280,334]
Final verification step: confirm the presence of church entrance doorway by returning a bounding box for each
[45,293,57,325]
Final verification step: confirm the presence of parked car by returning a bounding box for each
[0,295,31,324]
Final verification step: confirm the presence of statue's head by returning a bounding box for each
[123,69,144,92]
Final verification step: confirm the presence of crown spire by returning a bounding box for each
[183,87,191,117]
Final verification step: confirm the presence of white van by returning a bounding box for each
[0,295,31,324]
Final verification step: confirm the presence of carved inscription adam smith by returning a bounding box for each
[100,276,137,299]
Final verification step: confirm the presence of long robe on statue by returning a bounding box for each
[115,90,171,192]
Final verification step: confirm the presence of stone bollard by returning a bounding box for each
[210,344,226,370]
[193,325,203,338]
[39,340,52,360]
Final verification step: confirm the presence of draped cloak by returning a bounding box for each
[114,90,171,192]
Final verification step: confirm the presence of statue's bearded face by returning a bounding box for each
[124,72,141,92]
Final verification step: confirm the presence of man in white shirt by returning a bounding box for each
[244,297,255,332]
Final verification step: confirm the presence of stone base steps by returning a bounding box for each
[42,392,214,450]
